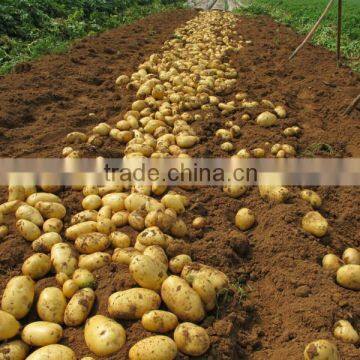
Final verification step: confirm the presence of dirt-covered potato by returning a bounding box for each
[235,208,255,231]
[63,280,79,299]
[75,232,110,254]
[169,254,192,274]
[102,193,125,212]
[72,269,96,289]
[192,276,216,311]
[35,201,66,219]
[26,344,76,360]
[78,252,111,271]
[333,319,359,344]
[161,194,186,214]
[256,111,278,127]
[124,193,150,212]
[342,248,360,265]
[161,276,205,322]
[0,340,29,360]
[129,336,177,360]
[15,204,44,226]
[22,253,51,279]
[37,287,67,324]
[16,219,41,241]
[110,231,131,248]
[96,218,115,235]
[302,211,328,237]
[82,195,102,211]
[0,200,23,214]
[1,276,35,319]
[112,247,142,265]
[26,192,61,207]
[64,288,95,326]
[0,310,20,340]
[336,264,360,290]
[65,221,98,241]
[130,254,168,291]
[51,243,78,276]
[192,217,206,229]
[22,321,63,347]
[32,232,62,253]
[84,315,126,356]
[8,186,25,201]
[322,254,343,273]
[137,226,167,248]
[174,322,210,356]
[141,310,178,334]
[303,339,339,360]
[71,210,98,225]
[143,245,168,269]
[43,218,63,233]
[300,189,322,208]
[170,219,188,238]
[108,288,161,320]
[259,185,289,203]
[111,211,129,227]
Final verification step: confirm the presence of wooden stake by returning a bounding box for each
[343,94,360,115]
[337,0,342,66]
[289,0,335,60]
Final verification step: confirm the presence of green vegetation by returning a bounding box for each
[236,0,360,71]
[0,0,185,74]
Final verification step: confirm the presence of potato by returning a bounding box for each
[93,123,111,136]
[15,204,44,226]
[0,200,23,214]
[82,195,102,211]
[129,336,177,360]
[0,225,9,240]
[303,339,339,360]
[63,280,79,299]
[56,273,69,286]
[22,321,62,347]
[110,231,131,248]
[51,243,78,276]
[256,111,278,127]
[75,232,110,254]
[192,217,206,229]
[16,219,41,241]
[37,287,67,324]
[300,189,322,208]
[0,340,29,360]
[336,264,360,290]
[8,186,25,201]
[192,276,216,311]
[112,247,141,265]
[1,276,35,319]
[176,135,199,148]
[130,255,168,291]
[66,131,87,144]
[65,221,98,240]
[111,211,129,227]
[322,254,343,273]
[174,322,210,356]
[83,186,99,196]
[170,219,188,238]
[137,226,167,249]
[333,319,359,344]
[71,210,98,225]
[143,245,168,269]
[0,310,20,340]
[35,201,66,219]
[128,210,146,231]
[43,218,63,233]
[342,248,360,265]
[108,288,161,320]
[72,269,96,289]
[64,288,95,326]
[22,253,51,279]
[79,252,111,271]
[302,211,328,237]
[26,344,76,360]
[274,105,286,118]
[161,194,186,214]
[32,232,62,253]
[102,193,125,212]
[98,185,124,197]
[97,218,115,234]
[235,208,255,230]
[141,310,178,333]
[169,255,192,274]
[124,193,149,212]
[40,185,61,194]
[84,315,126,356]
[259,185,289,203]
[26,193,61,207]
[161,276,205,322]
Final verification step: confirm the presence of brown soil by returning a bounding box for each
[0,9,359,360]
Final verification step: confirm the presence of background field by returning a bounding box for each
[239,0,360,71]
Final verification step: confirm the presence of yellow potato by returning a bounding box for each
[0,200,23,214]
[16,219,41,241]
[108,288,161,320]
[256,111,278,127]
[174,322,210,356]
[161,276,205,322]
[84,315,126,356]
[75,232,110,254]
[141,310,178,333]
[51,243,78,276]
[235,208,255,230]
[93,123,111,136]
[0,225,9,240]
[71,210,98,225]
[143,245,168,269]
[342,248,360,265]
[82,195,102,211]
[129,336,177,360]
[322,254,343,273]
[79,252,111,271]
[111,211,129,227]
[192,217,206,229]
[0,310,20,340]
[170,219,188,238]
[22,253,51,279]
[112,248,142,265]
[37,287,67,324]
[336,264,360,290]
[66,131,87,144]
[35,201,66,219]
[63,280,79,299]
[72,269,96,289]
[302,211,328,237]
[1,276,35,319]
[22,321,63,347]
[96,218,115,234]
[333,319,359,344]
[128,210,146,231]
[40,185,61,193]
[8,186,25,201]
[82,186,99,196]
[65,221,98,240]
[274,105,287,118]
[300,189,322,208]
[169,254,192,274]
[64,288,95,326]
[56,272,69,286]
[26,192,61,207]
[15,204,44,226]
[26,344,76,360]
[137,226,167,249]
[192,276,216,311]
[0,340,29,360]
[102,193,125,212]
[110,231,131,248]
[161,194,186,214]
[223,185,247,199]
[303,339,339,360]
[43,218,63,233]
[130,255,168,291]
[259,185,289,203]
[98,185,124,197]
[32,232,62,253]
